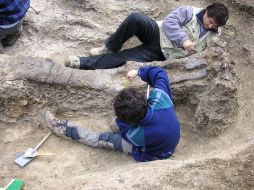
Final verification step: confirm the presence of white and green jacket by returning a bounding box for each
[157,6,221,59]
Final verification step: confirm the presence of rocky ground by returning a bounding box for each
[0,0,253,189]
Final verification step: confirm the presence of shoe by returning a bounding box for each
[89,45,111,56]
[65,55,80,69]
[44,111,67,137]
[1,26,23,47]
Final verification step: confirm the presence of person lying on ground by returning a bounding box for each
[65,3,228,70]
[45,66,180,162]
[0,0,30,48]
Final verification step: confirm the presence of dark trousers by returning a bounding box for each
[80,12,165,70]
[0,21,22,40]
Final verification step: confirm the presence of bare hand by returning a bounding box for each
[127,70,138,80]
[183,40,195,54]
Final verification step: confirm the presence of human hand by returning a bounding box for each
[127,70,138,80]
[183,40,195,54]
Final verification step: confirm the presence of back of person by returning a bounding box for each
[116,66,181,162]
[149,88,180,150]
[131,87,180,161]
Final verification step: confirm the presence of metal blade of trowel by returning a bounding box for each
[15,132,52,167]
[15,148,35,167]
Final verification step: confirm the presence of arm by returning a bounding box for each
[127,66,173,99]
[162,6,193,48]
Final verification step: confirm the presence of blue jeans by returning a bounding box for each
[79,12,165,70]
[65,122,133,154]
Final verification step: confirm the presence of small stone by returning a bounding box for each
[19,99,28,106]
[220,63,227,70]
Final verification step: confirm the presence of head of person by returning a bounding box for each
[113,87,147,126]
[203,3,229,30]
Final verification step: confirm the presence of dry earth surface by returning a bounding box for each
[0,0,253,189]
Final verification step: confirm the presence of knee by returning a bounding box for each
[98,132,114,141]
[127,12,145,21]
[98,132,122,150]
[66,127,80,140]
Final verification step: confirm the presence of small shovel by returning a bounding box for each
[15,132,52,167]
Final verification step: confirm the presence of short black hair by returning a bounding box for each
[206,3,229,27]
[113,87,147,125]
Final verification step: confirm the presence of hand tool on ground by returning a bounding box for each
[0,179,24,190]
[15,132,52,167]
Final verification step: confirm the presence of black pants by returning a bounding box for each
[80,12,165,70]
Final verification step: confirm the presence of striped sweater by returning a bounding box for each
[116,66,180,162]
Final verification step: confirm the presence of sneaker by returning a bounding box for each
[65,55,80,69]
[89,45,111,56]
[44,111,67,137]
[1,26,23,47]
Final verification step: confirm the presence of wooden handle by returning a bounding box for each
[34,132,52,151]
[36,153,55,156]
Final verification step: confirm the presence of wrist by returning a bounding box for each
[182,38,190,46]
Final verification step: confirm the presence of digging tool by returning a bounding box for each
[124,77,150,98]
[15,132,52,167]
[0,179,24,190]
[146,85,150,99]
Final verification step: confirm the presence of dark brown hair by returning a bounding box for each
[207,3,229,27]
[113,87,147,125]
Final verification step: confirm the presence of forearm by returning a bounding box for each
[162,6,193,47]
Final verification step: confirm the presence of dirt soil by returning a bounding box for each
[0,0,253,189]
